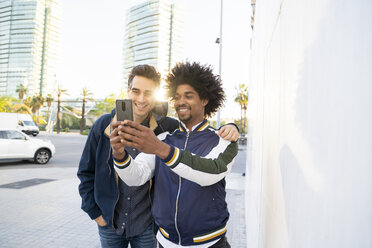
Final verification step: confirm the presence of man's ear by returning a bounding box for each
[201,99,208,107]
[127,88,131,96]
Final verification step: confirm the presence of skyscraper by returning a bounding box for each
[0,0,60,97]
[122,0,184,86]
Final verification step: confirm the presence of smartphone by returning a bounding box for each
[152,101,168,118]
[116,99,134,121]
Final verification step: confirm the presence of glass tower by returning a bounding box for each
[0,0,60,97]
[122,0,184,86]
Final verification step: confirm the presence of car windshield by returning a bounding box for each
[23,121,36,126]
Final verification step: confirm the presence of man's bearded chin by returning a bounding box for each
[179,114,192,124]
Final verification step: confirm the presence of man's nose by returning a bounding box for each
[138,93,145,102]
[176,96,186,105]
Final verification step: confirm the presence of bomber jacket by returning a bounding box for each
[77,109,178,238]
[114,119,238,246]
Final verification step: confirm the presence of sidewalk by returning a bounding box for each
[0,148,247,248]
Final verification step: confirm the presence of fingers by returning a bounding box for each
[122,124,142,136]
[109,126,119,139]
[123,120,146,131]
[232,132,240,142]
[218,126,230,138]
[218,127,228,137]
[111,121,123,130]
[218,126,240,142]
[221,130,232,140]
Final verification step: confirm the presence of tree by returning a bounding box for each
[23,96,32,108]
[16,84,27,101]
[234,84,249,133]
[45,94,54,109]
[56,85,68,134]
[45,93,54,121]
[0,96,33,115]
[30,94,45,124]
[79,87,94,134]
[0,96,14,112]
[90,88,128,118]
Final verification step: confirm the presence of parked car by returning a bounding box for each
[0,129,55,164]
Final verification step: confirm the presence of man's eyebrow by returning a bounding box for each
[131,88,154,93]
[184,91,195,95]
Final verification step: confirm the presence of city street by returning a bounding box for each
[0,132,247,247]
[0,133,86,170]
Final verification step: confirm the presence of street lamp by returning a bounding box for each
[216,0,223,128]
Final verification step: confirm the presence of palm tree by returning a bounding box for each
[23,96,33,109]
[56,85,68,134]
[16,84,27,101]
[45,93,54,121]
[45,94,54,109]
[234,84,249,133]
[30,94,45,124]
[79,87,94,134]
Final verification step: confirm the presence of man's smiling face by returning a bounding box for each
[173,84,208,129]
[128,76,157,123]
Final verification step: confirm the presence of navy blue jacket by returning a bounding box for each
[114,120,238,246]
[77,109,178,235]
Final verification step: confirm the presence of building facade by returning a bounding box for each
[0,0,60,97]
[122,0,184,86]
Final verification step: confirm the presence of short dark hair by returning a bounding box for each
[165,61,225,118]
[128,65,161,89]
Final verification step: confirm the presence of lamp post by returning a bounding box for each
[216,0,223,128]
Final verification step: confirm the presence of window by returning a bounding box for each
[5,130,26,140]
[23,121,35,126]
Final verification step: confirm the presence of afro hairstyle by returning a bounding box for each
[165,61,225,118]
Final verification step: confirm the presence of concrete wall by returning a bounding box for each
[245,0,372,247]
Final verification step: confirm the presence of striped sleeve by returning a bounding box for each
[113,131,169,186]
[114,152,156,186]
[113,152,131,169]
[161,139,238,186]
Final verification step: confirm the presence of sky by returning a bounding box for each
[58,0,252,120]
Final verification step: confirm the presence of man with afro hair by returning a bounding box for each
[111,61,238,248]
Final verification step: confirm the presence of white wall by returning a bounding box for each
[245,0,372,247]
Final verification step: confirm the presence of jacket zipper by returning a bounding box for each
[175,131,190,244]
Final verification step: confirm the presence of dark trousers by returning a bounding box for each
[159,237,231,248]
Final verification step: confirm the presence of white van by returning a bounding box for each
[0,112,39,136]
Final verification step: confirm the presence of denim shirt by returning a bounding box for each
[113,118,153,238]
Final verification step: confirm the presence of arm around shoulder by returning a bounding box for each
[160,141,238,186]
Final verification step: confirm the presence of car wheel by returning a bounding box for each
[32,133,37,136]
[34,149,51,164]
